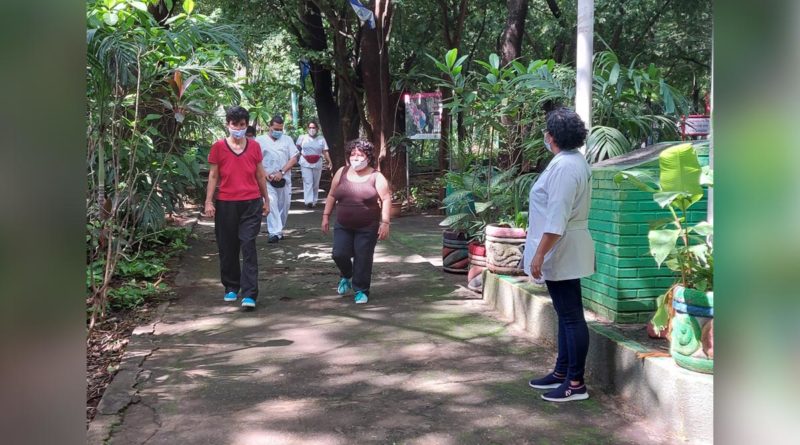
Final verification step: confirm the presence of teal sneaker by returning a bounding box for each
[337,277,352,295]
[354,291,368,304]
[241,297,256,309]
[224,291,238,302]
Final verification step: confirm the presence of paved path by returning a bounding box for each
[89,189,668,445]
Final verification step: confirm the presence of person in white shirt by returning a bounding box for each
[524,107,595,403]
[295,120,333,208]
[256,114,299,243]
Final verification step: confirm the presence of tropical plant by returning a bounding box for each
[428,49,572,170]
[86,0,246,327]
[439,165,536,241]
[587,49,689,163]
[430,47,689,169]
[614,142,713,334]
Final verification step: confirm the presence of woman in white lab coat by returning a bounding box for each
[524,107,595,402]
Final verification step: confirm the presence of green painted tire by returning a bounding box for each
[674,286,714,308]
[671,313,701,356]
[672,351,714,374]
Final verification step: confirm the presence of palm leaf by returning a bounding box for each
[586,126,633,163]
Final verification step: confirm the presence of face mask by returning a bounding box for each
[543,135,553,153]
[270,130,283,139]
[308,129,317,137]
[229,128,247,139]
[350,158,368,171]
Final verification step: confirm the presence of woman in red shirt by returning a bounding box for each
[204,106,270,310]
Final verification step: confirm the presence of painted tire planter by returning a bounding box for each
[670,285,714,374]
[442,230,469,274]
[485,224,527,275]
[467,242,486,293]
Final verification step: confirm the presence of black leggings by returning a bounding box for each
[332,222,379,295]
[545,279,590,382]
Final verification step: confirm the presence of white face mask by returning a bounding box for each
[544,134,553,153]
[350,158,368,171]
[229,127,247,139]
[308,128,318,137]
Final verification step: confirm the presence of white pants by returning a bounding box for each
[266,179,291,236]
[301,166,323,205]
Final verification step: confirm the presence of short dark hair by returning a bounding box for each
[225,106,249,124]
[307,120,318,128]
[344,138,376,167]
[245,126,257,136]
[269,114,284,125]
[545,107,587,150]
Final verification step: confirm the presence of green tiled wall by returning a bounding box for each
[582,147,710,323]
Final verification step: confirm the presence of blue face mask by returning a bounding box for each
[229,128,247,139]
[271,130,283,139]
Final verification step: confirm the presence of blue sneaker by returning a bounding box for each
[541,381,589,402]
[528,372,566,389]
[224,291,238,302]
[354,291,368,304]
[337,277,352,295]
[241,297,256,309]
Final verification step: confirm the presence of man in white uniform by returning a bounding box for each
[295,120,332,208]
[256,115,299,243]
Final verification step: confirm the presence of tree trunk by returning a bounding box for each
[301,1,346,170]
[499,0,529,168]
[360,1,396,185]
[438,87,452,172]
[499,0,529,67]
[545,0,570,63]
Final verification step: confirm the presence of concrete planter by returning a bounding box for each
[441,230,469,274]
[671,285,714,374]
[485,224,526,275]
[466,241,486,293]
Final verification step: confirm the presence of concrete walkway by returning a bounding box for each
[89,189,670,445]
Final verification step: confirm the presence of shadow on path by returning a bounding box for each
[91,189,670,445]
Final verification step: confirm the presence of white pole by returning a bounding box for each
[708,31,714,225]
[575,0,594,154]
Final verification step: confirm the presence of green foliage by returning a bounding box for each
[86,227,191,313]
[614,143,712,289]
[440,165,536,241]
[431,47,688,169]
[587,50,689,163]
[108,280,169,311]
[429,49,572,170]
[614,143,713,334]
[409,185,439,211]
[86,0,243,324]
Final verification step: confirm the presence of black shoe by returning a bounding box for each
[528,372,566,389]
[268,235,279,243]
[541,381,589,402]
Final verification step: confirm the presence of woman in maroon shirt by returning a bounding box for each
[204,106,270,310]
[321,139,392,304]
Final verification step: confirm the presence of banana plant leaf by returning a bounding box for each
[658,143,703,208]
[648,228,681,266]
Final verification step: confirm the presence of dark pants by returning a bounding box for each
[545,279,590,382]
[332,222,379,295]
[215,198,263,300]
